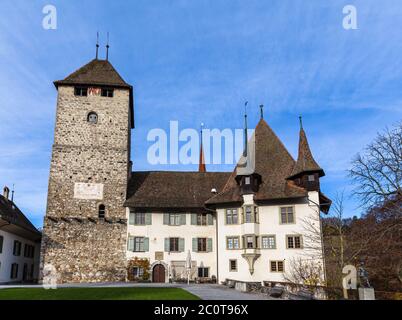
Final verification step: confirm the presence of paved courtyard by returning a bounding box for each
[0,282,275,300]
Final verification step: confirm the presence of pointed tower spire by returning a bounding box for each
[243,101,248,157]
[288,117,324,179]
[106,32,110,61]
[95,32,100,60]
[199,123,206,172]
[260,104,264,120]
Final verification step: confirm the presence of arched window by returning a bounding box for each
[87,112,98,124]
[98,204,105,218]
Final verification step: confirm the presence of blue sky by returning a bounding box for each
[0,0,401,228]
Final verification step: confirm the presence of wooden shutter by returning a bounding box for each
[207,238,213,252]
[207,213,213,225]
[127,237,134,251]
[163,214,169,225]
[129,212,135,225]
[164,238,170,252]
[191,214,197,225]
[179,238,185,252]
[143,238,149,252]
[145,213,152,225]
[192,238,198,252]
[180,214,186,225]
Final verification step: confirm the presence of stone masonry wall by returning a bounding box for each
[40,85,131,283]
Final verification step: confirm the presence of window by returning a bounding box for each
[169,237,179,252]
[308,175,315,182]
[245,176,251,185]
[197,238,207,252]
[101,88,114,97]
[133,267,144,278]
[243,235,258,249]
[74,87,87,96]
[134,213,146,225]
[262,235,276,249]
[10,263,19,279]
[197,213,207,226]
[24,244,34,258]
[169,214,181,226]
[245,206,252,223]
[227,236,240,250]
[13,241,21,256]
[198,267,209,278]
[98,204,105,218]
[287,235,302,249]
[270,261,284,272]
[226,209,238,224]
[229,260,237,272]
[134,237,145,252]
[280,207,294,224]
[0,235,3,253]
[87,112,98,124]
[30,264,34,279]
[243,206,258,223]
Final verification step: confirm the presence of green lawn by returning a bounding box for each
[0,287,200,300]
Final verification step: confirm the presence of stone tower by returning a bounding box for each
[40,58,134,283]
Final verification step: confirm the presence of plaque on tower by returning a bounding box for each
[74,183,104,200]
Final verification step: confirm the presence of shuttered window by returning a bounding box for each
[0,236,3,253]
[13,241,21,256]
[129,212,152,225]
[10,263,19,279]
[127,237,149,252]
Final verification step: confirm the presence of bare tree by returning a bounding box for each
[350,121,401,212]
[284,257,325,287]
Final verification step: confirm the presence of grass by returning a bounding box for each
[0,287,200,300]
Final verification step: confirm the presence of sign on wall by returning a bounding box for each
[74,183,104,200]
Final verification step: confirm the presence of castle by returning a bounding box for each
[40,56,331,284]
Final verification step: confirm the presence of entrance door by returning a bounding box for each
[152,264,166,283]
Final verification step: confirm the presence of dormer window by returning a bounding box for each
[74,87,88,96]
[87,112,98,124]
[308,175,315,182]
[101,88,114,97]
[245,176,251,185]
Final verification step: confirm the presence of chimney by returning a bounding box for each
[3,186,10,200]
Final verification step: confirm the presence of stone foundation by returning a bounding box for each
[40,217,127,283]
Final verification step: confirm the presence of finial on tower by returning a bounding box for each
[244,101,248,156]
[95,32,99,60]
[199,122,206,172]
[299,115,303,129]
[106,32,110,61]
[260,104,264,119]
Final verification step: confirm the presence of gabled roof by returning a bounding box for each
[0,195,41,241]
[54,59,131,88]
[54,59,134,128]
[288,127,324,179]
[206,119,308,206]
[124,171,231,211]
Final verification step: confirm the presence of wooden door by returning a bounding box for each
[152,264,165,283]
